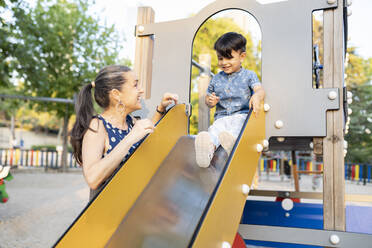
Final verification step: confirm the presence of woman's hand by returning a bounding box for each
[128,119,155,143]
[158,93,179,112]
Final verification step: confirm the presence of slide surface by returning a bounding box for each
[54,106,265,248]
[54,104,188,248]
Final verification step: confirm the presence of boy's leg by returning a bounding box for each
[218,131,235,155]
[218,114,248,155]
[194,118,226,168]
[195,131,215,168]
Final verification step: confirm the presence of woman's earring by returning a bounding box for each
[116,100,126,115]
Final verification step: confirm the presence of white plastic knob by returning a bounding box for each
[222,241,231,248]
[309,142,314,149]
[347,98,352,104]
[281,198,294,211]
[344,149,348,156]
[262,139,269,148]
[137,25,145,33]
[275,120,284,129]
[344,140,348,149]
[347,8,352,16]
[327,0,336,4]
[264,103,271,112]
[329,234,340,245]
[328,91,337,100]
[242,184,250,195]
[347,91,353,99]
[256,144,263,152]
[277,137,285,142]
[348,108,352,115]
[347,0,352,6]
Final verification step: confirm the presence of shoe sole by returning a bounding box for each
[195,132,213,168]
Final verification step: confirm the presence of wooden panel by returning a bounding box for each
[134,7,154,99]
[323,2,345,232]
[333,1,346,231]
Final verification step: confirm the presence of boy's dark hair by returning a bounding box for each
[214,32,246,59]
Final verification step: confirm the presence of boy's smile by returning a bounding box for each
[217,50,246,74]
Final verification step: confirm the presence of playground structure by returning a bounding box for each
[54,0,372,247]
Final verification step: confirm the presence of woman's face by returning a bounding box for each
[118,71,144,112]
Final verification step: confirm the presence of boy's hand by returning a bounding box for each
[250,85,265,117]
[206,92,220,107]
[249,94,262,117]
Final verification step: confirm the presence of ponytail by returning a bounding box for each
[70,83,95,165]
[70,65,131,166]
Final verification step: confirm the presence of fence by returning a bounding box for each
[0,148,79,169]
[259,158,371,185]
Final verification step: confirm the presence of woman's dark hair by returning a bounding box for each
[70,65,131,165]
[214,32,247,59]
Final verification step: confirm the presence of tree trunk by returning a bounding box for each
[61,109,70,172]
[10,115,16,148]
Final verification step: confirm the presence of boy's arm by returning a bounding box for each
[253,85,265,101]
[249,85,265,116]
[205,76,218,108]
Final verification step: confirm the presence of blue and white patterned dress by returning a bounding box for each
[98,115,140,162]
[89,115,141,200]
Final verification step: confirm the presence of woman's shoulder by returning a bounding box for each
[87,116,105,134]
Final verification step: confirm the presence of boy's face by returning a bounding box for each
[217,50,246,74]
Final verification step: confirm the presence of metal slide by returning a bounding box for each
[54,105,265,247]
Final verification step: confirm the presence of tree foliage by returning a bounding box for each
[10,0,121,117]
[345,47,372,164]
[0,0,18,88]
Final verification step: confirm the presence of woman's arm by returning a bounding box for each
[82,118,154,190]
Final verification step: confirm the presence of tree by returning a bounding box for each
[9,0,122,170]
[345,47,372,164]
[0,0,18,88]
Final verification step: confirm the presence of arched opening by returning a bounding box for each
[190,9,262,135]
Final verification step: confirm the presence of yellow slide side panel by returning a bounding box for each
[193,109,265,248]
[56,104,188,248]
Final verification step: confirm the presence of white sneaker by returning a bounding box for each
[195,131,215,168]
[218,131,236,155]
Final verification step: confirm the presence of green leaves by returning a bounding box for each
[345,82,372,164]
[345,46,372,164]
[8,0,121,118]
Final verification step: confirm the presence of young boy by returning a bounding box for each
[195,32,265,168]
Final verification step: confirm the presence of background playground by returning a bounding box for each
[1,0,372,247]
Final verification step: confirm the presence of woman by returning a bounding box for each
[70,65,178,199]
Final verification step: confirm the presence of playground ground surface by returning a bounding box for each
[1,169,371,248]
